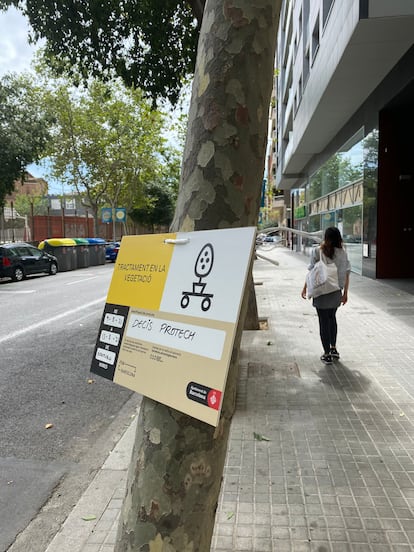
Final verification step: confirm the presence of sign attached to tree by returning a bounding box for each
[91,227,256,426]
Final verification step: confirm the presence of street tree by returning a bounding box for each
[123,118,183,233]
[12,193,49,217]
[0,74,50,207]
[41,78,168,236]
[7,0,282,548]
[114,2,280,550]
[129,182,176,233]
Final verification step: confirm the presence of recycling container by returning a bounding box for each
[73,238,90,269]
[38,238,77,272]
[86,237,106,266]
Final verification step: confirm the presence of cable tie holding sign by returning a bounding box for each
[164,238,190,245]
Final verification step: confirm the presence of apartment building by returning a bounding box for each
[272,0,414,279]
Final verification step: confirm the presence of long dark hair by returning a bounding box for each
[321,227,343,259]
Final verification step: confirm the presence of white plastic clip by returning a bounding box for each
[164,238,190,245]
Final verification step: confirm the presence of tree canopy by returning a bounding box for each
[39,76,176,235]
[0,74,51,207]
[0,0,204,105]
[129,182,176,232]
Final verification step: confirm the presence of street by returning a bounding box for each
[0,264,140,552]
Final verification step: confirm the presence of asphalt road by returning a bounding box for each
[0,263,140,552]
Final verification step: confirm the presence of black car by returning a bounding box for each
[0,242,59,282]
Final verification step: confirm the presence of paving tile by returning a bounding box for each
[234,536,253,550]
[44,250,414,552]
[86,531,107,545]
[272,526,290,539]
[253,537,273,551]
[81,546,101,552]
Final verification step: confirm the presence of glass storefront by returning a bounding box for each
[337,205,363,274]
[338,130,364,189]
[298,127,379,276]
[309,128,364,201]
[362,129,378,273]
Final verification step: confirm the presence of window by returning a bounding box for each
[337,128,364,188]
[295,76,303,115]
[303,0,310,46]
[16,246,32,256]
[311,16,320,64]
[30,249,43,259]
[308,214,321,233]
[283,15,293,65]
[283,65,293,104]
[309,129,364,201]
[338,205,363,274]
[303,47,310,86]
[322,0,334,27]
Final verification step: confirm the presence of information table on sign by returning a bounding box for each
[91,227,256,426]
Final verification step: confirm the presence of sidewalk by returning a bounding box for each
[45,248,414,552]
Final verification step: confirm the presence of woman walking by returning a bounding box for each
[301,227,351,365]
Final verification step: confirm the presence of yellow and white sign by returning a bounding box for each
[91,227,256,426]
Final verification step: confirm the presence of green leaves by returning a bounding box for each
[253,432,271,442]
[129,183,175,231]
[3,0,200,105]
[0,73,51,206]
[81,515,97,522]
[39,75,178,234]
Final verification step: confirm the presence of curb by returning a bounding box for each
[44,414,138,552]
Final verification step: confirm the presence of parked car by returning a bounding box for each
[0,242,58,282]
[105,241,120,262]
[256,233,281,245]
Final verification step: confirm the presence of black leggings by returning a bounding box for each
[316,308,338,354]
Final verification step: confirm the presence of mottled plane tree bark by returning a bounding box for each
[115,1,281,550]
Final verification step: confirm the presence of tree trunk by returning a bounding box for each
[115,1,280,550]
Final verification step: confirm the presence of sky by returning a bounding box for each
[0,7,37,76]
[0,7,64,192]
[0,7,187,196]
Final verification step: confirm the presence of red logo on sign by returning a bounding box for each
[207,389,222,410]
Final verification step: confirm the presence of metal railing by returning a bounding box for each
[255,226,322,266]
[257,226,323,243]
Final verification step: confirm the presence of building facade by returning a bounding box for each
[273,0,414,279]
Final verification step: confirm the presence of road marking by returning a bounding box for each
[66,308,104,325]
[0,289,36,294]
[66,277,98,285]
[0,296,107,344]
